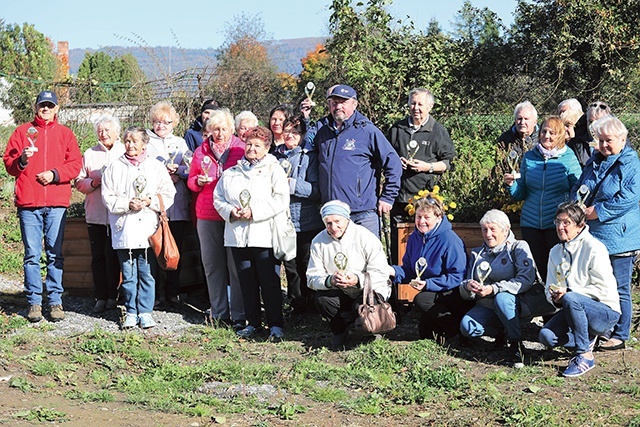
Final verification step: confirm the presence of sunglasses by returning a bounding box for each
[590,103,608,110]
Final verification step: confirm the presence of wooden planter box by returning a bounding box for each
[62,217,204,296]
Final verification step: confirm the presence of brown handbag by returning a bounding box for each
[354,272,396,334]
[148,194,180,271]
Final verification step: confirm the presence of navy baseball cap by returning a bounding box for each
[326,85,357,100]
[36,91,58,106]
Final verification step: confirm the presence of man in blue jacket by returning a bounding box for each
[313,84,402,237]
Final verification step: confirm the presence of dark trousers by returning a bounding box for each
[314,289,363,334]
[520,227,558,282]
[283,229,322,312]
[152,220,190,300]
[87,224,120,301]
[414,288,474,339]
[232,246,283,328]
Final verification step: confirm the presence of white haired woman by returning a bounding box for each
[75,115,125,313]
[234,111,259,142]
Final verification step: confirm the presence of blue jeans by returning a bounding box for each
[117,248,155,315]
[539,292,620,354]
[460,292,521,341]
[351,210,380,237]
[18,207,67,306]
[610,254,634,341]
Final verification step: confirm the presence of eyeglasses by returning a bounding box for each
[153,120,173,126]
[554,218,574,227]
[590,103,608,110]
[38,102,56,109]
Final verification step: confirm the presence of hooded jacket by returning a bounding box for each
[313,110,401,212]
[3,115,82,208]
[391,215,466,292]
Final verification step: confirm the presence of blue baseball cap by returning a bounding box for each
[36,91,58,106]
[326,85,357,100]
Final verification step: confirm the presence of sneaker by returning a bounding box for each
[105,299,118,310]
[49,305,65,322]
[269,326,285,342]
[27,305,43,323]
[508,341,525,368]
[236,325,257,338]
[587,336,598,353]
[122,313,138,329]
[138,313,156,329]
[93,300,106,313]
[563,354,595,377]
[232,320,247,331]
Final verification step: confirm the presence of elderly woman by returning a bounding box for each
[389,197,467,340]
[572,115,640,351]
[505,116,582,281]
[184,99,220,151]
[187,109,246,328]
[145,101,191,308]
[458,209,540,364]
[539,203,620,377]
[214,126,289,340]
[268,105,293,149]
[307,200,392,349]
[75,115,125,313]
[234,111,259,142]
[102,127,176,329]
[273,118,324,317]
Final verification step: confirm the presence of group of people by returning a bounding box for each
[3,88,637,378]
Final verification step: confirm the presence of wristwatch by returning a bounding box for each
[428,163,434,173]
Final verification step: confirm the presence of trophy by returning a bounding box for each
[476,261,492,286]
[407,140,419,162]
[133,175,147,200]
[183,150,193,173]
[305,82,316,107]
[507,149,521,179]
[280,159,293,177]
[576,184,590,206]
[410,257,428,288]
[27,126,39,152]
[201,156,212,176]
[334,251,348,274]
[550,259,570,292]
[166,143,179,168]
[239,189,251,214]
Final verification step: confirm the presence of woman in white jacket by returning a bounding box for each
[539,202,620,377]
[75,115,125,313]
[102,127,176,329]
[214,126,290,340]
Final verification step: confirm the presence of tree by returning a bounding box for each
[0,20,58,123]
[74,51,146,104]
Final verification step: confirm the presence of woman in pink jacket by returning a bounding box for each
[187,109,245,328]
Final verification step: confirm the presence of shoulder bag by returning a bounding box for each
[355,272,396,334]
[148,194,180,270]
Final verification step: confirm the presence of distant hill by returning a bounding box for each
[68,37,326,79]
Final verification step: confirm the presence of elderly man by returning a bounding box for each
[307,200,392,348]
[497,101,539,155]
[313,84,402,237]
[388,87,456,224]
[3,90,82,323]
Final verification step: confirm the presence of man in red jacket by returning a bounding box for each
[3,91,82,323]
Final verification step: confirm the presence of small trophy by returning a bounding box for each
[576,184,590,206]
[201,156,212,176]
[407,140,419,162]
[334,251,348,274]
[476,261,492,286]
[507,149,520,179]
[550,259,570,292]
[183,150,193,173]
[27,126,39,152]
[305,82,316,107]
[280,159,293,177]
[410,257,428,288]
[239,189,251,214]
[133,175,147,200]
[166,143,179,168]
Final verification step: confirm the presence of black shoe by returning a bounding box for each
[508,341,526,368]
[330,330,348,350]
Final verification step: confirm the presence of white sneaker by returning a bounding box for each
[122,313,138,329]
[138,313,156,329]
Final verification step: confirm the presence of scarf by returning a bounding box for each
[124,151,147,166]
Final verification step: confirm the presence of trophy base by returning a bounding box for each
[513,172,521,179]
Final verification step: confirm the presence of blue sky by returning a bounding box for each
[1,0,517,50]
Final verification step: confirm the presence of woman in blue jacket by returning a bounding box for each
[389,196,467,340]
[504,116,582,281]
[572,115,640,351]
